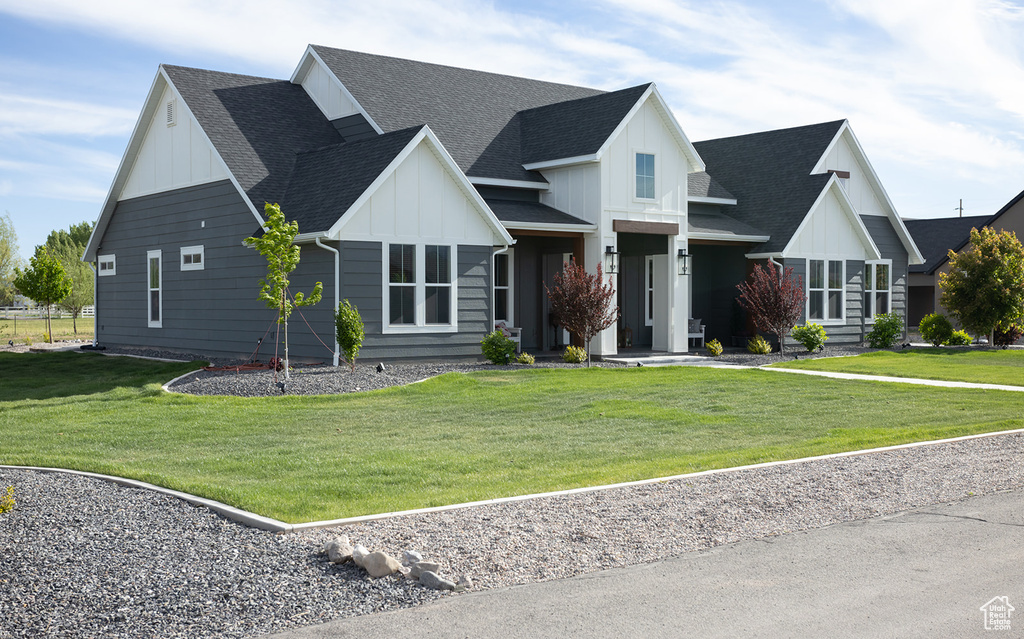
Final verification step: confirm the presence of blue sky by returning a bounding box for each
[2,0,1023,261]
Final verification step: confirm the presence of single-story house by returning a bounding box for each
[904,188,1024,326]
[82,46,922,361]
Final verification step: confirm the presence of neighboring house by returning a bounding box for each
[83,47,920,361]
[689,121,923,346]
[904,188,1024,326]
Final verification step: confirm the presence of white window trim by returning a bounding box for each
[382,242,459,334]
[864,259,892,322]
[806,258,845,325]
[644,255,654,327]
[633,150,657,202]
[147,249,162,329]
[180,245,205,271]
[494,249,514,325]
[97,254,116,276]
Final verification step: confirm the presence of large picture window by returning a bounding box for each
[808,259,844,322]
[147,250,162,328]
[864,261,891,320]
[385,243,457,332]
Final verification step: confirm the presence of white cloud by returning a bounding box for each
[0,94,137,137]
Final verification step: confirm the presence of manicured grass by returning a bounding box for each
[1,351,1021,523]
[0,316,94,344]
[771,348,1024,387]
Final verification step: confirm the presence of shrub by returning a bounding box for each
[516,351,536,365]
[919,313,953,347]
[0,486,13,514]
[706,339,723,357]
[747,335,772,354]
[334,299,365,372]
[994,323,1023,348]
[481,330,517,365]
[790,323,828,352]
[562,345,587,363]
[947,329,972,346]
[866,312,904,348]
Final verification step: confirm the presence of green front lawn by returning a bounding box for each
[771,348,1024,387]
[1,351,1021,523]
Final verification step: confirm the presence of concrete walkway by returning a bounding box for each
[763,366,1024,392]
[264,489,1024,638]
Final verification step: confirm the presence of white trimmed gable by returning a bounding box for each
[330,128,512,246]
[785,179,881,260]
[291,46,383,132]
[119,83,229,200]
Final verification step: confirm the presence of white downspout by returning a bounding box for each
[768,256,784,275]
[88,263,97,347]
[315,236,340,367]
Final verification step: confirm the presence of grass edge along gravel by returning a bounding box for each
[2,352,1023,523]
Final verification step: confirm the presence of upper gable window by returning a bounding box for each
[635,153,656,200]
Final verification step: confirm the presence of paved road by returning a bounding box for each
[266,489,1023,638]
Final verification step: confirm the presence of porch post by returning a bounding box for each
[670,234,690,353]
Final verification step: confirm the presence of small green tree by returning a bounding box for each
[244,203,323,380]
[44,222,96,334]
[13,246,73,343]
[334,299,364,371]
[940,227,1024,344]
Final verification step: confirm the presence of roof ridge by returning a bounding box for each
[695,119,847,145]
[161,63,284,84]
[516,82,651,117]
[295,125,424,157]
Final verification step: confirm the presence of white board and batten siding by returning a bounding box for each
[819,132,887,217]
[341,142,499,246]
[119,85,229,201]
[539,164,601,225]
[298,60,361,121]
[789,188,870,260]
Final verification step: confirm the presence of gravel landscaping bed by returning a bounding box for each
[3,431,1023,638]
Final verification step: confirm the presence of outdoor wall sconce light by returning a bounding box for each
[605,245,620,274]
[677,248,691,276]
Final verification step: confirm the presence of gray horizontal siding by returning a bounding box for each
[862,215,909,323]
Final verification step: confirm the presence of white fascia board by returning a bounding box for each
[688,232,770,243]
[501,221,597,233]
[522,154,599,171]
[593,84,706,173]
[688,196,738,206]
[812,120,924,265]
[745,252,783,260]
[327,125,513,246]
[780,176,881,261]
[292,45,384,135]
[469,176,550,190]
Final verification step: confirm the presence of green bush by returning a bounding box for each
[481,330,517,364]
[0,486,13,514]
[790,323,827,352]
[919,313,953,347]
[947,329,972,346]
[516,351,536,365]
[866,312,904,348]
[747,335,772,354]
[562,345,587,363]
[994,323,1023,347]
[706,339,723,357]
[334,299,365,371]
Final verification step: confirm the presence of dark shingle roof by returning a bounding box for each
[310,46,610,182]
[693,120,845,254]
[687,171,736,200]
[163,65,343,220]
[283,127,423,232]
[903,215,992,274]
[484,199,593,226]
[688,212,767,239]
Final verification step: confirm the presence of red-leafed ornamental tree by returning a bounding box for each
[546,259,619,367]
[736,262,806,354]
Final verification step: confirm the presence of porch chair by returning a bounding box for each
[495,320,522,353]
[688,318,705,348]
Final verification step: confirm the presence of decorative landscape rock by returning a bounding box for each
[361,551,403,578]
[402,549,423,565]
[325,535,354,564]
[456,575,473,591]
[418,571,456,591]
[351,544,370,568]
[409,561,441,580]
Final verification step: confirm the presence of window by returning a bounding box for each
[494,251,513,323]
[385,243,457,332]
[864,261,891,320]
[635,152,655,200]
[97,254,116,276]
[180,245,204,271]
[147,250,162,328]
[808,259,844,322]
[645,256,655,326]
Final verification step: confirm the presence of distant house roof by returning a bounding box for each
[311,46,614,183]
[903,215,991,274]
[693,120,845,254]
